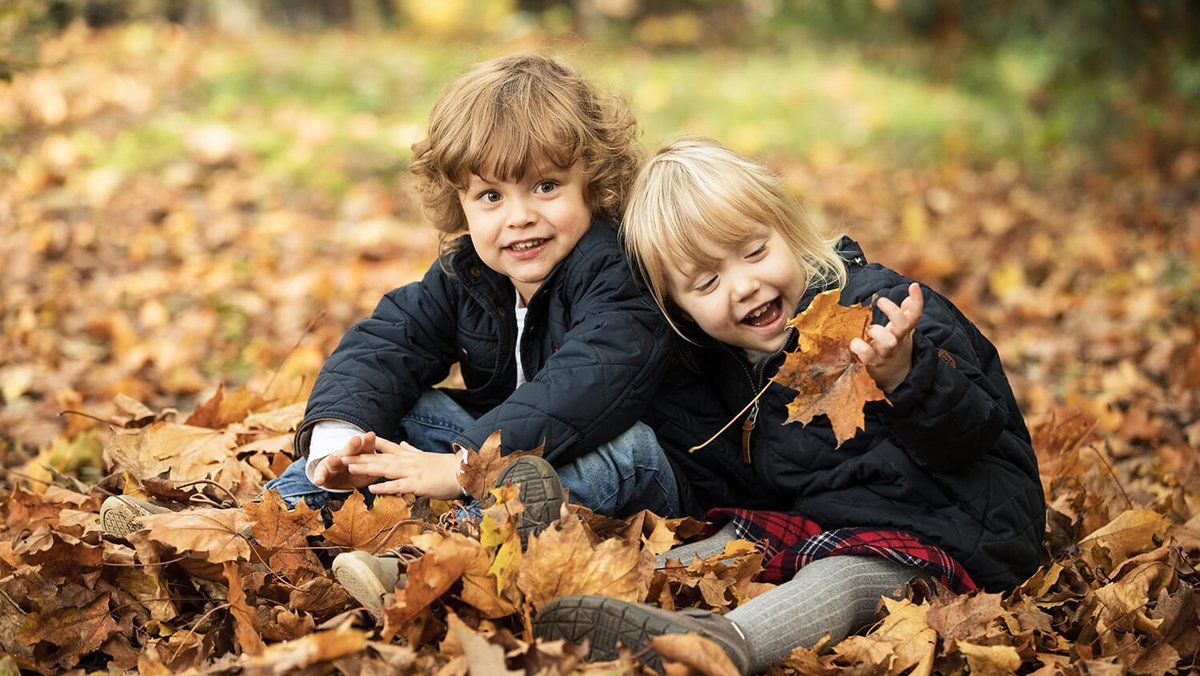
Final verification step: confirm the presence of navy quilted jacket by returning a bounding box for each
[296,220,683,469]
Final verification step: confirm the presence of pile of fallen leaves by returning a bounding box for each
[1,382,1198,674]
[2,24,1199,675]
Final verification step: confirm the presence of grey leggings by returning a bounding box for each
[659,523,922,673]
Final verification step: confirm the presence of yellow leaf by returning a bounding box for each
[957,641,1022,675]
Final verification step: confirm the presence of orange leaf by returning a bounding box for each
[457,430,544,501]
[771,290,886,447]
[649,633,740,676]
[245,489,324,551]
[383,533,482,634]
[516,514,654,611]
[223,563,266,655]
[137,507,253,563]
[185,384,272,429]
[321,491,414,551]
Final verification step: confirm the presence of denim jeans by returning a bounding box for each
[265,389,683,518]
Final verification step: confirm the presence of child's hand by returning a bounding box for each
[311,432,380,490]
[850,282,924,393]
[341,437,464,500]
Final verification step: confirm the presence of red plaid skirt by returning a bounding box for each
[707,508,977,594]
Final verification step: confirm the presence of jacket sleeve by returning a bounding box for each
[453,247,675,466]
[874,283,1014,472]
[294,261,459,456]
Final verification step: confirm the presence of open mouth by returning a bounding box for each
[507,238,548,252]
[742,299,783,328]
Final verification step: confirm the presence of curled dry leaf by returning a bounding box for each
[649,633,740,676]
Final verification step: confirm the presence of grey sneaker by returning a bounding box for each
[331,550,406,617]
[533,595,751,675]
[493,455,565,548]
[100,495,173,540]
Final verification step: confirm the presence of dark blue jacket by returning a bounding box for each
[296,221,678,471]
[689,238,1045,591]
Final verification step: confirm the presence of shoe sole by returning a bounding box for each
[100,496,168,540]
[495,456,565,547]
[332,553,390,618]
[533,595,684,672]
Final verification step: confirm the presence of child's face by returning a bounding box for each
[666,225,807,353]
[459,161,591,304]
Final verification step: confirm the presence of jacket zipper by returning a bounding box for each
[727,334,791,465]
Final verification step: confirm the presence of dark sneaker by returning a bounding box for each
[494,455,565,548]
[331,550,406,617]
[100,495,174,540]
[533,595,751,675]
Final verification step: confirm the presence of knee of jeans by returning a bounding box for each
[602,422,668,469]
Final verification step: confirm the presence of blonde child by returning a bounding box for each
[534,137,1044,673]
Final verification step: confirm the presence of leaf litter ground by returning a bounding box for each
[2,25,1200,675]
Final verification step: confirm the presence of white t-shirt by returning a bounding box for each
[514,299,529,388]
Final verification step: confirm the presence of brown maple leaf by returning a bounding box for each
[18,590,121,671]
[516,513,654,611]
[137,507,253,563]
[186,384,273,429]
[771,290,887,447]
[382,533,482,636]
[322,491,416,552]
[456,430,544,502]
[245,489,324,551]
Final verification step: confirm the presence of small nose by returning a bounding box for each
[731,270,760,301]
[506,195,535,228]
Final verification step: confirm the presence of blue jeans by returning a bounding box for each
[265,390,683,518]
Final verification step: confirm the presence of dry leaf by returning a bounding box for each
[517,513,654,610]
[137,507,253,563]
[224,562,266,655]
[771,290,887,446]
[650,633,740,676]
[321,492,414,551]
[457,431,544,501]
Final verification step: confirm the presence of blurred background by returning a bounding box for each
[2,1,1198,490]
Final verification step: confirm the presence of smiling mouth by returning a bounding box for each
[507,238,548,251]
[742,299,783,327]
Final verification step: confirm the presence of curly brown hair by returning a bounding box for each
[409,53,641,256]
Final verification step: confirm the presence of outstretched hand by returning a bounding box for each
[849,282,924,393]
[341,436,464,500]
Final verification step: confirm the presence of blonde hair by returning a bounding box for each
[622,136,847,336]
[409,53,641,256]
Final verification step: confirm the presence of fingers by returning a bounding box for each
[371,436,409,455]
[343,454,399,477]
[368,479,412,495]
[875,283,923,341]
[312,454,344,485]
